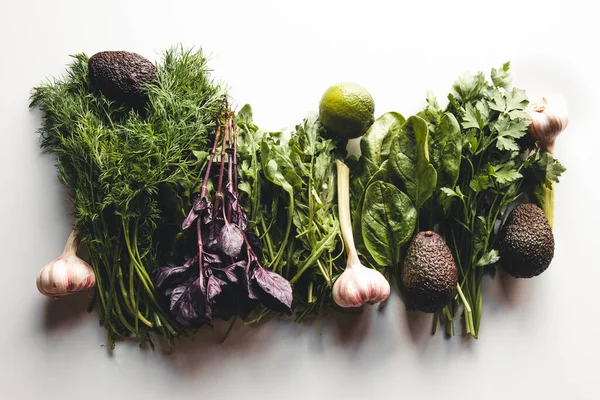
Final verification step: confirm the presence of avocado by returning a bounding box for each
[498,203,554,278]
[88,51,156,108]
[401,231,457,313]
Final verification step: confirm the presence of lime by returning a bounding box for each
[318,82,375,139]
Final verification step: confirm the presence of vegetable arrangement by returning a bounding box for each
[31,47,567,348]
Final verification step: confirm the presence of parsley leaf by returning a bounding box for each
[491,62,511,88]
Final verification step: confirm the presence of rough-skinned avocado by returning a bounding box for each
[499,203,554,278]
[88,51,156,108]
[401,231,457,313]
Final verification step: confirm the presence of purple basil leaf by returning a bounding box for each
[182,208,199,230]
[244,258,260,300]
[183,196,212,229]
[218,224,244,258]
[212,260,246,283]
[154,265,189,291]
[205,218,224,253]
[251,267,293,313]
[153,255,198,292]
[226,182,249,231]
[169,275,206,328]
[205,274,228,320]
[203,251,222,267]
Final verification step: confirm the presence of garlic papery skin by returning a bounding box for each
[332,260,391,308]
[333,160,390,308]
[527,94,569,154]
[36,230,96,298]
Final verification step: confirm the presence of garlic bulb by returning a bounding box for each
[527,94,569,154]
[37,230,96,298]
[332,160,390,308]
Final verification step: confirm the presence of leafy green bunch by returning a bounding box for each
[348,63,565,337]
[422,63,565,336]
[31,47,225,347]
[236,107,345,322]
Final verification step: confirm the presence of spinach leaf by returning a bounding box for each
[351,160,389,258]
[361,112,405,165]
[430,112,462,189]
[361,181,417,267]
[388,115,437,210]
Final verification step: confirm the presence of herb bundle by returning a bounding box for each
[347,63,566,337]
[31,48,225,347]
[419,63,566,336]
[154,105,293,328]
[236,107,345,322]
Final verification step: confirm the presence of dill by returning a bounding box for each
[30,47,226,348]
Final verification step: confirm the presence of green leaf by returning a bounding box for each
[351,159,389,255]
[440,187,463,199]
[493,167,522,184]
[505,88,528,111]
[263,157,293,193]
[496,136,519,151]
[491,62,511,88]
[462,103,486,130]
[361,181,417,267]
[361,112,405,165]
[192,150,208,163]
[236,104,254,125]
[388,116,437,210]
[430,113,462,188]
[476,249,500,267]
[470,174,490,193]
[451,71,487,103]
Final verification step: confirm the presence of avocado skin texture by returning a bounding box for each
[499,203,554,278]
[88,51,156,108]
[402,231,457,313]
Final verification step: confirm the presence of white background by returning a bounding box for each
[1,1,598,399]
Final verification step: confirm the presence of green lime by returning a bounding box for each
[318,82,375,139]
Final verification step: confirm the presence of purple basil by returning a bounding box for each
[152,104,293,328]
[251,266,293,313]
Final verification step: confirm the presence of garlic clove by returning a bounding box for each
[37,231,96,298]
[527,94,569,154]
[332,264,391,308]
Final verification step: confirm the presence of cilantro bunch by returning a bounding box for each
[419,63,566,336]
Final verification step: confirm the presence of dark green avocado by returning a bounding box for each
[499,203,554,278]
[401,231,457,313]
[88,50,156,108]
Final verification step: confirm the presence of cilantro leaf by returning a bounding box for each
[496,136,520,151]
[505,88,528,111]
[543,153,567,183]
[476,249,500,267]
[493,168,522,184]
[491,62,511,88]
[462,103,486,130]
[451,71,487,103]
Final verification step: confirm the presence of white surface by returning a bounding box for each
[1,0,599,399]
